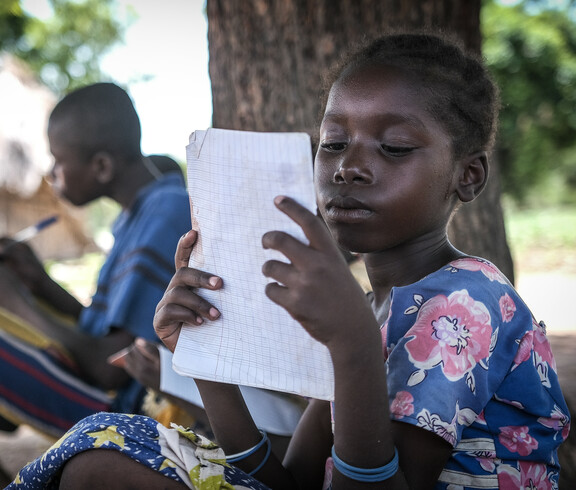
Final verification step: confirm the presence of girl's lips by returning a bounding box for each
[324,195,373,222]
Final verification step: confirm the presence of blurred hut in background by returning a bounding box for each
[0,54,96,261]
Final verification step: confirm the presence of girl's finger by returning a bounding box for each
[157,284,221,323]
[261,259,297,286]
[261,228,314,270]
[170,266,223,295]
[272,196,338,252]
[263,281,290,310]
[174,230,198,269]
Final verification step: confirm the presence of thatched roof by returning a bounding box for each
[0,54,55,197]
[0,54,97,260]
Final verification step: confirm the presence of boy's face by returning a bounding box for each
[314,63,458,254]
[47,118,103,206]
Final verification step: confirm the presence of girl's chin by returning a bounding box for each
[333,235,372,255]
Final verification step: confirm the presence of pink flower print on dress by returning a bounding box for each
[515,321,558,387]
[538,404,570,441]
[532,321,556,371]
[498,425,539,456]
[475,447,497,472]
[497,461,553,490]
[450,258,508,284]
[499,293,516,322]
[512,331,534,371]
[390,391,414,419]
[404,290,493,383]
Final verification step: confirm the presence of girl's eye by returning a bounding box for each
[320,142,347,152]
[381,144,415,156]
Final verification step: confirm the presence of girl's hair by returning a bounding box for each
[49,82,142,163]
[321,31,500,158]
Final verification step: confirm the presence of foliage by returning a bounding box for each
[0,0,128,95]
[482,0,576,203]
[0,1,27,52]
[504,203,576,251]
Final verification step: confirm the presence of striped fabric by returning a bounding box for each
[0,327,112,438]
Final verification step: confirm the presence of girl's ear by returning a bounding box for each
[456,151,488,203]
[91,151,116,184]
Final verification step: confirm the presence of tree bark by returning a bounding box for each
[206,0,514,281]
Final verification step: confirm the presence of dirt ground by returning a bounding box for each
[1,269,575,488]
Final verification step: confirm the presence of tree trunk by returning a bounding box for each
[206,0,514,282]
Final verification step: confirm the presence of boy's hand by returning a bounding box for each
[262,196,378,350]
[0,239,48,295]
[153,231,222,352]
[108,338,161,391]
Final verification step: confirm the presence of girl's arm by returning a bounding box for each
[283,398,333,488]
[153,231,309,488]
[262,197,452,488]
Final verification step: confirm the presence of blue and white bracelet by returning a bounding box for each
[331,446,399,482]
[226,430,271,475]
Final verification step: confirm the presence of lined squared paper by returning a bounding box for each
[172,128,335,401]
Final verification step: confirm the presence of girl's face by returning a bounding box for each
[314,63,459,254]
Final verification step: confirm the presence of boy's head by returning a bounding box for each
[47,83,142,205]
[322,31,500,159]
[48,82,142,162]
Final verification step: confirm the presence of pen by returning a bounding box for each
[12,215,59,243]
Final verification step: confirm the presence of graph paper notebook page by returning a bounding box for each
[172,128,334,401]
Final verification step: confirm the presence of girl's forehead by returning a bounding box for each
[324,64,431,120]
[333,63,421,97]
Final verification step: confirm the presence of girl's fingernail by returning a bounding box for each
[209,276,219,287]
[209,307,220,319]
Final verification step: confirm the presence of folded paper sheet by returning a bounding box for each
[173,129,334,400]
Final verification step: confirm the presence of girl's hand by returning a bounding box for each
[153,231,222,352]
[262,196,378,350]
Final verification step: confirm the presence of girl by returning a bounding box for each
[10,31,569,490]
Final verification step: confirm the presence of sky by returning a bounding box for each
[100,0,213,162]
[22,0,213,163]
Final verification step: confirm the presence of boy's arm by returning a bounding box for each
[0,239,83,318]
[0,264,133,390]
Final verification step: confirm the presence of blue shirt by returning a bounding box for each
[79,174,191,411]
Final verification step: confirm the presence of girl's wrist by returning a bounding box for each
[327,321,382,367]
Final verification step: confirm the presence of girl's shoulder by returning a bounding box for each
[396,256,514,296]
[388,256,532,332]
[445,256,512,285]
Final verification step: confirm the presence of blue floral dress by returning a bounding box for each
[7,412,271,489]
[8,258,570,489]
[378,257,569,489]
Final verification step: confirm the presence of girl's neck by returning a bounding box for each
[364,235,464,318]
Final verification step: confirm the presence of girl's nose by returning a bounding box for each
[333,152,373,184]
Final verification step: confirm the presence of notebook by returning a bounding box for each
[172,128,335,400]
